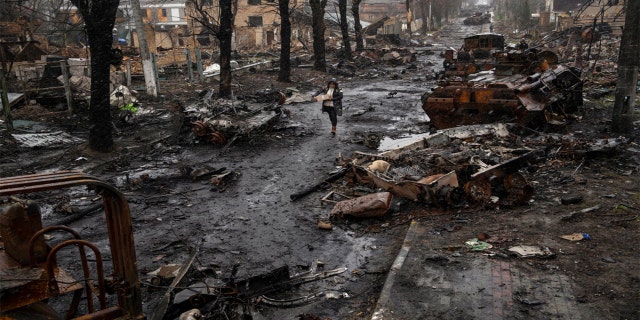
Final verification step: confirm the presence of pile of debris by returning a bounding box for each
[299,123,629,223]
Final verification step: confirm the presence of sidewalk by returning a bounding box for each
[371,220,588,320]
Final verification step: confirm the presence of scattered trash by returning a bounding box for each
[178,309,202,320]
[601,256,616,263]
[203,63,221,75]
[514,294,546,306]
[465,238,493,251]
[560,233,591,241]
[508,245,554,258]
[317,220,333,230]
[330,192,393,218]
[110,85,138,108]
[147,264,183,285]
[368,159,391,174]
[209,171,237,186]
[561,195,584,205]
[561,205,602,221]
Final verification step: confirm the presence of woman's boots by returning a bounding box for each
[331,126,336,136]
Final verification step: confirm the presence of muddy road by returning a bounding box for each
[2,17,639,320]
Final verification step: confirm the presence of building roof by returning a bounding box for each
[138,0,186,6]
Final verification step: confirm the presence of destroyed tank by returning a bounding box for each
[422,65,583,129]
[442,33,560,78]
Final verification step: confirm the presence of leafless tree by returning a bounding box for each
[277,0,292,82]
[337,0,351,60]
[351,0,364,51]
[188,0,237,98]
[70,0,120,152]
[309,0,327,72]
[612,0,639,132]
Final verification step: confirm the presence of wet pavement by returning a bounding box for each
[372,221,588,320]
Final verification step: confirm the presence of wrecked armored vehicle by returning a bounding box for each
[463,12,492,25]
[422,65,583,129]
[185,90,287,145]
[442,33,559,78]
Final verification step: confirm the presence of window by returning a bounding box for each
[161,9,167,17]
[248,0,261,5]
[248,16,263,27]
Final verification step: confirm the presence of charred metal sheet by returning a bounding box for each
[12,131,83,148]
[352,167,460,204]
[371,124,512,161]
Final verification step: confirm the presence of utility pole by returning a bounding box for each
[130,0,159,96]
[611,0,639,132]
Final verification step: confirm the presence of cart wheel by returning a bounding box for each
[464,178,491,203]
[500,173,534,207]
[208,131,227,145]
[275,91,287,105]
[192,121,208,137]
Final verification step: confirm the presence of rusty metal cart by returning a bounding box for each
[0,171,143,319]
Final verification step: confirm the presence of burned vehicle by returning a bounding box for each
[422,65,583,129]
[186,90,287,146]
[463,12,492,25]
[442,33,559,78]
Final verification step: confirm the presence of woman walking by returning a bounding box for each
[313,78,343,136]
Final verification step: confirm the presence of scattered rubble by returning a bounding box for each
[321,124,536,211]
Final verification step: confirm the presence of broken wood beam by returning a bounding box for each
[290,166,351,201]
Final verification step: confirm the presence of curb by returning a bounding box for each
[370,220,419,320]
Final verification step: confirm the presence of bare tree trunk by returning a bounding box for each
[217,0,234,98]
[338,0,352,60]
[71,0,120,152]
[351,0,364,51]
[420,0,429,33]
[612,0,640,133]
[87,28,115,152]
[310,0,327,72]
[278,0,291,82]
